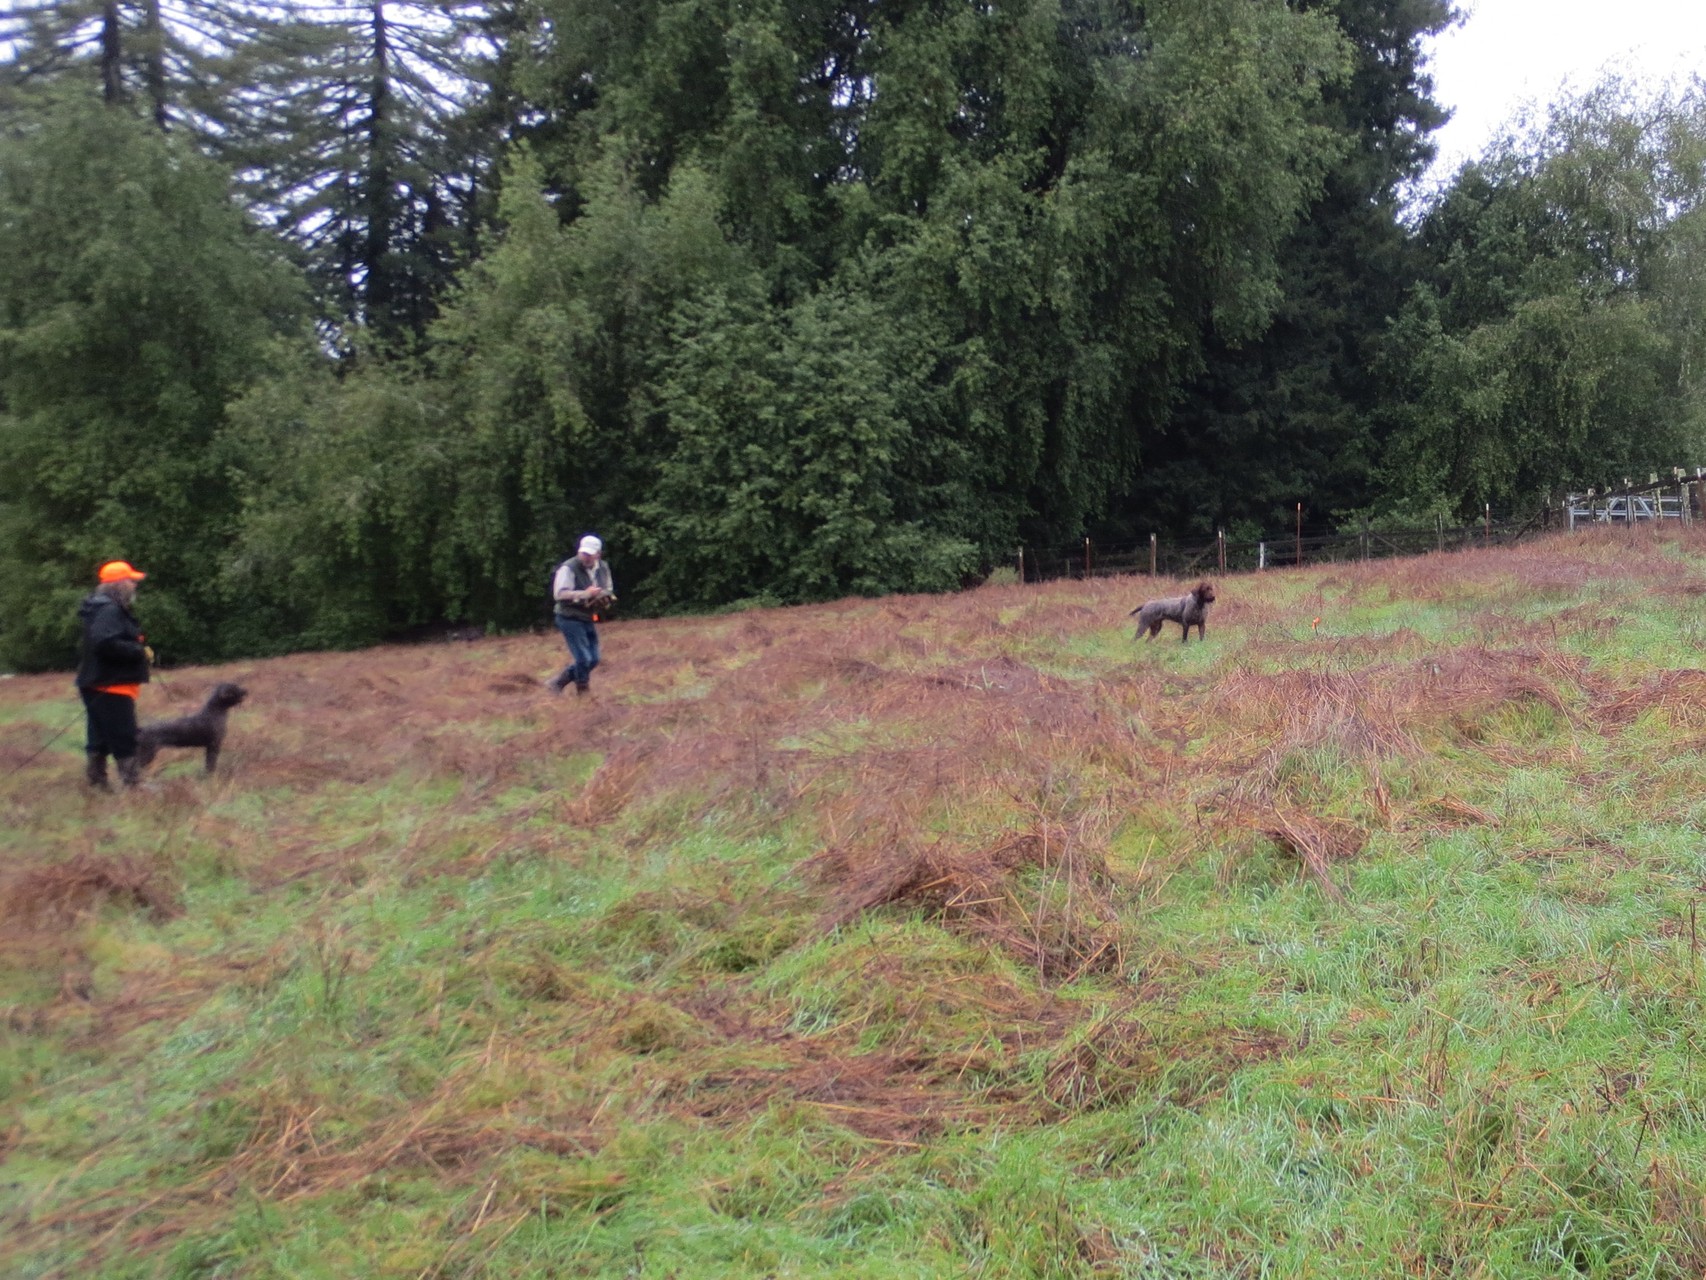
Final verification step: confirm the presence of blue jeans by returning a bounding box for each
[554,616,599,688]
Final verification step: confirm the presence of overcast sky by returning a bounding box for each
[1423,0,1706,177]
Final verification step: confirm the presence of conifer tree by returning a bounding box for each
[1137,0,1457,539]
[1,0,501,337]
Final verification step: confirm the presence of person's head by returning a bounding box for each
[577,534,603,564]
[97,560,146,605]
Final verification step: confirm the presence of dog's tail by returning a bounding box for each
[1128,605,1141,616]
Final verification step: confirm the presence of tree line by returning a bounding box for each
[2,0,1704,669]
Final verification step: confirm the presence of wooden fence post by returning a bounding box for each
[1484,503,1491,548]
[1217,529,1226,572]
[1149,533,1158,576]
[1083,537,1091,577]
[1017,547,1024,582]
[1258,542,1266,571]
[1295,503,1302,569]
[1436,513,1444,552]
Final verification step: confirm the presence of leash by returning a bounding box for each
[3,711,81,780]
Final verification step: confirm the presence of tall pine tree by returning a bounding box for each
[1,0,502,338]
[1129,0,1456,539]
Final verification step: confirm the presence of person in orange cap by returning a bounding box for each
[75,561,152,789]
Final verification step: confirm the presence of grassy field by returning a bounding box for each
[8,528,1706,1278]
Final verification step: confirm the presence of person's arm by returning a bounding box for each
[88,604,146,663]
[555,562,602,604]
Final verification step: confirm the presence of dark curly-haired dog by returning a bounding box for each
[1130,582,1216,644]
[136,682,248,774]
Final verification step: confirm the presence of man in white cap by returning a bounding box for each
[548,534,615,695]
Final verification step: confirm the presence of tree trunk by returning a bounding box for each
[100,0,124,105]
[142,0,169,127]
[364,0,394,332]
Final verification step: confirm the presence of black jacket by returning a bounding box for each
[75,592,150,689]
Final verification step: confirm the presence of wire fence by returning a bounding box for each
[1017,472,1706,585]
[1017,518,1546,584]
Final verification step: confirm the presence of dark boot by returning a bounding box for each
[547,666,575,694]
[115,755,142,788]
[85,752,111,791]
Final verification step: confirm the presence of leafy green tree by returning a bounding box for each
[423,151,757,623]
[1381,83,1706,515]
[521,0,1350,561]
[636,283,978,609]
[0,99,304,670]
[1382,288,1682,509]
[226,149,755,637]
[221,350,450,652]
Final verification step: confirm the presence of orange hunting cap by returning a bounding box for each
[97,560,147,584]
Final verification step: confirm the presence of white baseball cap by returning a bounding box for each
[578,535,603,556]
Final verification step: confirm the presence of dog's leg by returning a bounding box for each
[204,743,220,774]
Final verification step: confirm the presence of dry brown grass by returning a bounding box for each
[2,852,180,926]
[4,529,1692,956]
[0,538,1683,856]
[1247,809,1368,902]
[10,525,1706,1271]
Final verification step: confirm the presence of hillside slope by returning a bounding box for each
[7,529,1706,1277]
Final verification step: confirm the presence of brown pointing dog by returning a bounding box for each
[1130,582,1216,644]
